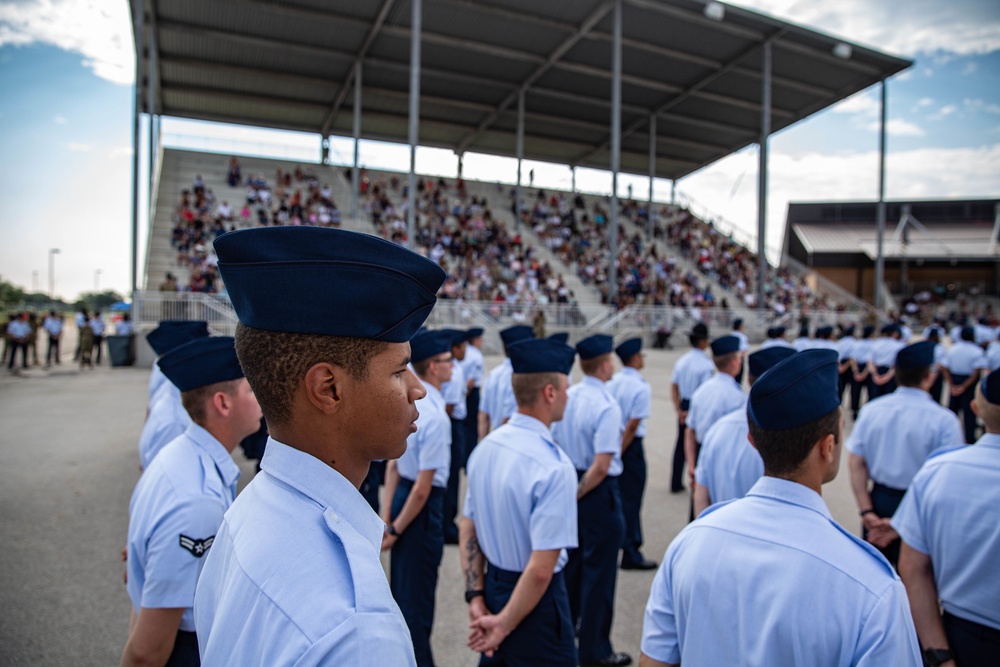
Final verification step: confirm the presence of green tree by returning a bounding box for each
[75,290,125,311]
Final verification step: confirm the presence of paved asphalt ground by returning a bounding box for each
[0,340,863,666]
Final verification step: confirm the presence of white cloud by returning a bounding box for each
[965,98,1000,115]
[962,61,979,76]
[0,0,134,85]
[864,119,926,137]
[732,0,1000,58]
[929,104,958,120]
[916,98,935,108]
[53,114,67,125]
[833,90,879,116]
[67,142,94,152]
[678,143,1000,258]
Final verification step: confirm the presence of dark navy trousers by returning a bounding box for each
[619,437,648,566]
[390,480,445,667]
[565,474,625,663]
[360,460,385,514]
[479,566,576,666]
[670,399,690,493]
[948,374,978,443]
[165,630,199,666]
[464,387,481,466]
[944,611,1000,667]
[865,482,907,567]
[445,417,466,541]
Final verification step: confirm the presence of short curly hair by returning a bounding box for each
[234,323,388,426]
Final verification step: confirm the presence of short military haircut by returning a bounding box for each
[412,358,433,377]
[234,323,388,426]
[181,378,243,426]
[714,351,739,371]
[896,365,931,388]
[580,353,610,375]
[748,406,842,476]
[512,372,563,407]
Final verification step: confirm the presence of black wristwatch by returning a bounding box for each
[464,589,485,603]
[922,647,953,667]
[386,523,401,537]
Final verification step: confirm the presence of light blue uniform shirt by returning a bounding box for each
[552,375,624,476]
[986,340,1000,371]
[686,373,746,441]
[974,322,994,345]
[127,423,239,632]
[892,434,1000,631]
[43,316,63,337]
[442,361,467,420]
[759,338,792,350]
[195,438,417,666]
[641,477,921,666]
[733,330,749,352]
[463,412,578,572]
[941,340,988,375]
[460,344,485,389]
[139,382,191,469]
[148,361,168,403]
[671,348,714,400]
[694,408,761,506]
[397,380,451,488]
[846,387,964,489]
[853,338,874,364]
[792,336,813,352]
[608,367,651,438]
[837,336,856,361]
[871,337,905,367]
[481,359,516,430]
[949,325,963,345]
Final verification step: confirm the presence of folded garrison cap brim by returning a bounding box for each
[895,341,935,370]
[577,334,614,360]
[410,330,454,364]
[510,339,576,375]
[501,325,535,346]
[748,349,840,430]
[615,337,642,362]
[215,227,446,343]
[146,320,210,356]
[548,332,570,345]
[748,347,796,378]
[158,336,244,392]
[980,369,1000,404]
[711,335,740,356]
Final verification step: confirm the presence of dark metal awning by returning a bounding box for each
[131,0,911,181]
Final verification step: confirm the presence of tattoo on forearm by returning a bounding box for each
[464,534,482,591]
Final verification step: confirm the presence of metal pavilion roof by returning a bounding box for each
[132,0,912,181]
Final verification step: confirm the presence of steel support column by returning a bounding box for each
[515,89,524,229]
[147,13,156,216]
[756,41,771,311]
[352,61,362,220]
[608,0,622,304]
[406,0,421,249]
[131,0,143,295]
[647,113,656,240]
[571,166,576,194]
[875,80,887,312]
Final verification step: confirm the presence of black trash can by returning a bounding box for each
[107,335,135,367]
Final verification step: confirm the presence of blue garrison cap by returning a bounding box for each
[410,330,453,364]
[710,335,740,356]
[748,349,840,430]
[862,324,875,337]
[979,369,1000,405]
[881,323,900,335]
[691,323,709,338]
[748,347,796,379]
[500,325,534,347]
[466,327,484,340]
[146,320,209,356]
[615,337,642,362]
[576,334,614,360]
[961,326,975,341]
[816,326,834,339]
[158,337,244,392]
[439,328,467,347]
[214,227,446,342]
[509,339,576,375]
[733,318,743,329]
[548,332,569,345]
[798,324,810,338]
[842,325,856,337]
[895,341,935,370]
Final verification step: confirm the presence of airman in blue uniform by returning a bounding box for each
[869,323,904,398]
[460,338,579,666]
[640,350,921,667]
[479,325,534,438]
[939,326,989,443]
[194,227,446,666]
[607,338,656,570]
[441,329,469,544]
[381,330,453,667]
[847,341,964,566]
[552,334,631,667]
[460,327,486,464]
[893,369,1000,667]
[122,336,260,667]
[668,323,713,493]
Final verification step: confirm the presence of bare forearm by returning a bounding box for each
[496,557,554,633]
[621,422,639,453]
[693,484,711,517]
[392,480,432,533]
[899,545,950,650]
[848,454,873,512]
[684,428,698,473]
[459,518,485,593]
[578,458,610,499]
[478,412,490,441]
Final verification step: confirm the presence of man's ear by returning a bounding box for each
[304,362,345,415]
[817,432,836,464]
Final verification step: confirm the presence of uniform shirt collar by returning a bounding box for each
[745,476,833,522]
[894,386,930,401]
[975,432,1000,450]
[508,411,555,441]
[620,367,642,379]
[184,422,241,490]
[259,438,385,552]
[582,374,606,390]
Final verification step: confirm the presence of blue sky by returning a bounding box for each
[0,0,998,301]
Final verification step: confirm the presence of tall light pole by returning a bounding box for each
[95,269,103,293]
[48,248,60,299]
[32,271,39,292]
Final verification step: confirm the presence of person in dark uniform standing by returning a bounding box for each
[608,338,656,571]
[846,341,963,567]
[893,369,1000,667]
[460,337,579,666]
[668,323,713,494]
[552,334,630,667]
[381,330,453,667]
[460,327,485,465]
[122,336,261,667]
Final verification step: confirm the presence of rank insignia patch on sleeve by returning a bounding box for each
[179,534,215,558]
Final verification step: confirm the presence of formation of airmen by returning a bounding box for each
[119,225,998,667]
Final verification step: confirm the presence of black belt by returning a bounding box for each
[486,563,523,584]
[872,482,906,498]
[944,611,1000,644]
